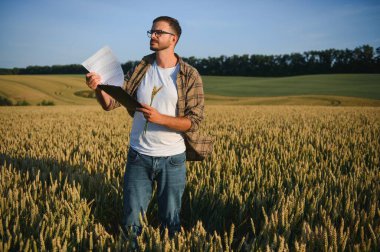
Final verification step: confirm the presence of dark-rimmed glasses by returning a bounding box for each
[147,30,175,38]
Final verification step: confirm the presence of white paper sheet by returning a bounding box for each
[82,46,124,87]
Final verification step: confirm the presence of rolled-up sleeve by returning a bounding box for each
[184,69,205,132]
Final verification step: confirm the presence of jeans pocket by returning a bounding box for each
[169,152,186,166]
[127,148,140,163]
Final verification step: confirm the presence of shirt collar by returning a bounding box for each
[142,53,185,75]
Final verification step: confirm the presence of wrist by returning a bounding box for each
[157,113,167,126]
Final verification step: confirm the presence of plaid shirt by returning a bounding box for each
[107,53,213,161]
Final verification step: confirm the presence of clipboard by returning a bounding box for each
[97,85,142,111]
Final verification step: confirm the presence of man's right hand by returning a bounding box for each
[85,72,102,90]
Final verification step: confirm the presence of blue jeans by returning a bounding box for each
[122,148,186,237]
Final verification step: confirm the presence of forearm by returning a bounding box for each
[137,104,192,132]
[158,115,192,132]
[95,88,113,111]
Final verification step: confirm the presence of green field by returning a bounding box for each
[203,74,380,106]
[203,74,380,98]
[1,74,380,106]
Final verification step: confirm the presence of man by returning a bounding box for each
[85,16,212,237]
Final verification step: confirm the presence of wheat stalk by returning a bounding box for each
[143,85,163,134]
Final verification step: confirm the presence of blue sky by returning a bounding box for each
[0,0,379,68]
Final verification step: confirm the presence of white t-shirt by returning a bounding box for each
[129,61,186,156]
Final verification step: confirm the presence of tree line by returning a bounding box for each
[1,45,379,77]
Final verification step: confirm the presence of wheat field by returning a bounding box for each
[0,105,379,251]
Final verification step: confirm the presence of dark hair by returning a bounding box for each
[153,16,182,40]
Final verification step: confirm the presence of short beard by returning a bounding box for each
[150,46,159,51]
[150,41,170,52]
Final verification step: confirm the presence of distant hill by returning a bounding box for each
[0,74,379,106]
[0,75,97,106]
